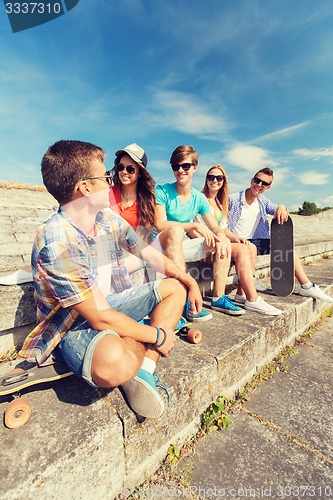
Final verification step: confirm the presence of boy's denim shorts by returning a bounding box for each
[53,279,162,387]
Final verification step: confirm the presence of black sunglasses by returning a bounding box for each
[116,163,136,174]
[82,170,113,186]
[253,176,271,187]
[171,162,194,172]
[207,174,224,182]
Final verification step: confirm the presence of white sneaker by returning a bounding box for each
[0,269,33,285]
[245,296,282,316]
[253,276,267,292]
[299,284,333,303]
[233,275,267,292]
[234,293,246,305]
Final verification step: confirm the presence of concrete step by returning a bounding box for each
[1,241,333,359]
[0,182,56,272]
[0,257,332,499]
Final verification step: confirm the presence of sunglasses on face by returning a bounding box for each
[116,163,136,174]
[253,176,271,187]
[171,162,194,172]
[207,174,224,182]
[82,170,113,186]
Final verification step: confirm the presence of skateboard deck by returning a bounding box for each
[270,217,294,296]
[0,362,73,428]
[0,362,73,397]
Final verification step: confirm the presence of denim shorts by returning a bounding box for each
[53,280,162,387]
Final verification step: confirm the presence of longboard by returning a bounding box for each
[270,217,294,296]
[0,362,73,428]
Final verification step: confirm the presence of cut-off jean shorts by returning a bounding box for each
[53,280,162,387]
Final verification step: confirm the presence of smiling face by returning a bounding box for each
[206,167,225,195]
[116,153,140,187]
[172,155,197,186]
[250,172,273,197]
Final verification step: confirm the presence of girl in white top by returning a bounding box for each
[201,165,282,315]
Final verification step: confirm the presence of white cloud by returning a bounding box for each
[323,195,333,204]
[254,121,310,143]
[226,144,277,172]
[298,170,329,185]
[293,147,333,163]
[145,90,230,140]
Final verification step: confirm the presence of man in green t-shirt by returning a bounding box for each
[155,145,245,320]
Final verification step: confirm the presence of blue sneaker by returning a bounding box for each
[175,316,188,331]
[211,295,245,316]
[139,316,187,331]
[121,369,170,418]
[183,299,212,322]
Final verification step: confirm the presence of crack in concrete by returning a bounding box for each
[241,406,333,466]
[287,369,332,390]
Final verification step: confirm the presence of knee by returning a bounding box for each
[249,242,257,258]
[91,336,142,387]
[165,225,185,245]
[236,246,250,263]
[173,278,187,302]
[160,277,187,303]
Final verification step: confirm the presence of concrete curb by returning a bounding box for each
[0,258,332,499]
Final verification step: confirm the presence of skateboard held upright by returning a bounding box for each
[270,217,294,297]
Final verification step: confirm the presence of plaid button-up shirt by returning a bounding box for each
[19,207,145,365]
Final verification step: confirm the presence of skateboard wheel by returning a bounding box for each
[187,328,202,344]
[4,397,31,429]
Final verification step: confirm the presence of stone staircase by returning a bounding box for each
[0,181,333,499]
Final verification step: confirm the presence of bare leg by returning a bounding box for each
[211,238,232,297]
[294,254,310,285]
[121,278,187,418]
[248,242,258,274]
[91,335,146,387]
[232,243,258,302]
[158,226,186,271]
[146,278,187,361]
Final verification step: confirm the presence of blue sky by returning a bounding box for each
[0,0,332,211]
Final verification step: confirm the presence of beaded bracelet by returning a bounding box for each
[154,326,167,348]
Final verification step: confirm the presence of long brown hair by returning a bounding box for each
[112,157,156,239]
[202,165,229,218]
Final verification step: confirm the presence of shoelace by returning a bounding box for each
[225,296,240,308]
[153,372,173,405]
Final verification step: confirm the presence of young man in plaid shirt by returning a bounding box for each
[20,140,202,419]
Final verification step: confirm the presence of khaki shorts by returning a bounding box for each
[153,234,206,263]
